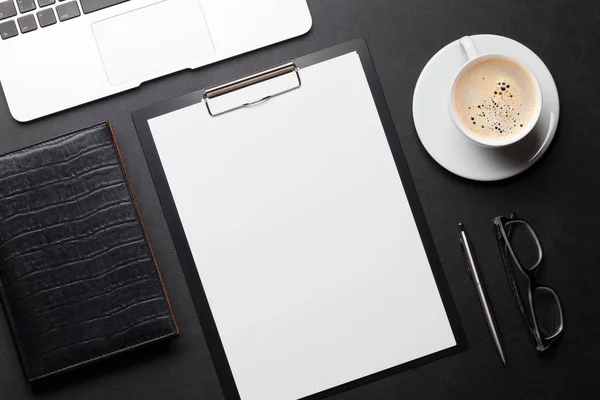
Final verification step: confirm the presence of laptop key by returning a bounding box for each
[56,0,79,21]
[0,19,17,39]
[0,1,17,21]
[37,0,54,7]
[80,0,129,14]
[16,0,35,13]
[36,8,55,27]
[17,13,36,32]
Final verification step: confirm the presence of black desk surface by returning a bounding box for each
[0,0,598,399]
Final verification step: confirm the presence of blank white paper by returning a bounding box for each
[148,52,456,400]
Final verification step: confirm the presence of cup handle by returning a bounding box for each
[459,36,479,61]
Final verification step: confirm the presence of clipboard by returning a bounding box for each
[133,39,466,400]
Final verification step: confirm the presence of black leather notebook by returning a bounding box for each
[0,123,178,382]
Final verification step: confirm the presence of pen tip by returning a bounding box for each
[458,222,465,231]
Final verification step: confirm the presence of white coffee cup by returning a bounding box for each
[449,36,543,148]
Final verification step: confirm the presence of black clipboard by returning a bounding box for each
[133,38,466,400]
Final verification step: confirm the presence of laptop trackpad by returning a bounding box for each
[93,0,215,86]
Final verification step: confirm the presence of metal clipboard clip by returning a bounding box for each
[203,63,302,117]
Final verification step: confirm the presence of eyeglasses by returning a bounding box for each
[493,214,564,351]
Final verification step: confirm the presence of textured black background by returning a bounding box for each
[1,0,599,399]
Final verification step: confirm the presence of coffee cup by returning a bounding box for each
[449,36,543,148]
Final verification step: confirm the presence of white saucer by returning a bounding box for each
[412,34,559,181]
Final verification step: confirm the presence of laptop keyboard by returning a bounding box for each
[0,0,130,40]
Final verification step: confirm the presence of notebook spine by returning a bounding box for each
[0,272,32,380]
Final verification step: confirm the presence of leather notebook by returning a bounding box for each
[0,123,178,382]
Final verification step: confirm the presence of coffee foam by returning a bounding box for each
[452,56,538,141]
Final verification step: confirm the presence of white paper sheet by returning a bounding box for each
[148,52,456,400]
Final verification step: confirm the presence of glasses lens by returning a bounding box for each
[505,220,542,271]
[532,286,563,341]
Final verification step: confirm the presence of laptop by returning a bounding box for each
[0,0,312,122]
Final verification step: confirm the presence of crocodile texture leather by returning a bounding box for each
[0,123,178,382]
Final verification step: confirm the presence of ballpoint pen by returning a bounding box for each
[459,223,507,366]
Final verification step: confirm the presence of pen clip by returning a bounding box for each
[460,237,473,280]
